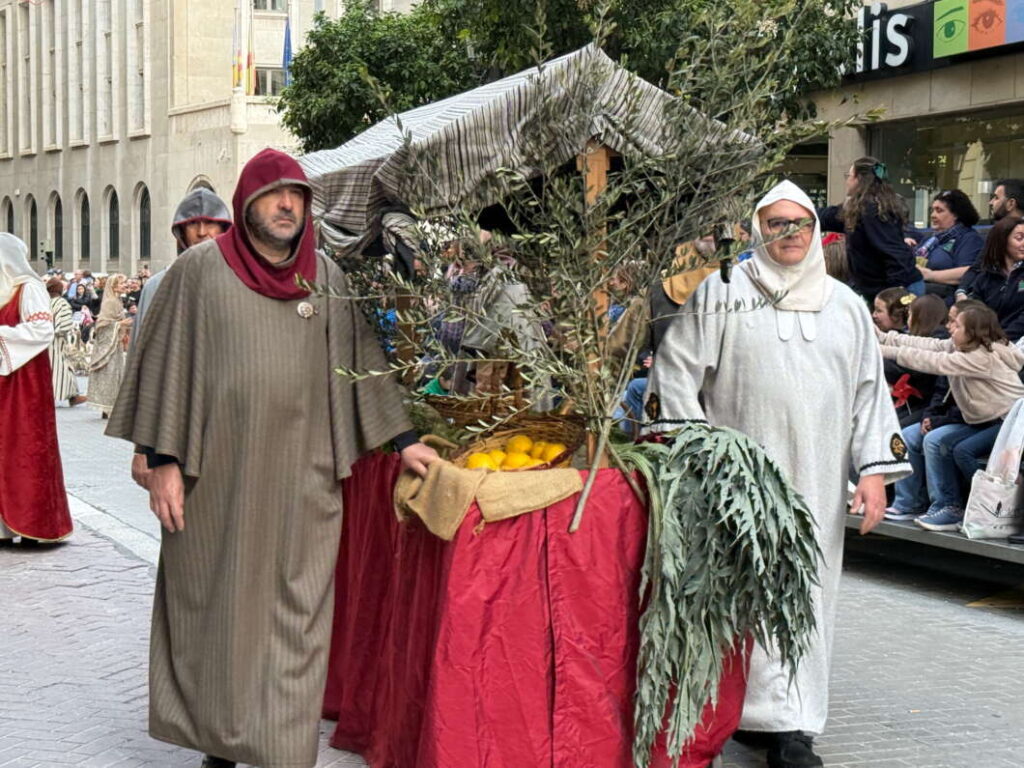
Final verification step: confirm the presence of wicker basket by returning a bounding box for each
[450,413,587,471]
[424,392,523,428]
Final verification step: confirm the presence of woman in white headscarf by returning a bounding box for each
[643,181,908,767]
[86,273,132,416]
[0,233,73,541]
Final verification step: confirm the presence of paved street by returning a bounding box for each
[3,405,1024,767]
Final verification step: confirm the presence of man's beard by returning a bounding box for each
[246,207,301,251]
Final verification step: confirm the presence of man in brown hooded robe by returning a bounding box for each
[107,149,437,768]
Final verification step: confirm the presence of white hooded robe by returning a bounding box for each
[644,181,911,733]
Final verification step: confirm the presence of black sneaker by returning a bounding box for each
[200,757,236,768]
[767,731,823,768]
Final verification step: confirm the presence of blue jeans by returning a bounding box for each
[614,377,649,437]
[893,421,1001,513]
[906,279,926,296]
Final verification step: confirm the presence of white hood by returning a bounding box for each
[741,180,832,313]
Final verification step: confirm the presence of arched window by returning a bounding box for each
[27,195,37,260]
[137,184,151,264]
[1,197,13,235]
[79,191,90,263]
[106,188,119,263]
[51,194,64,263]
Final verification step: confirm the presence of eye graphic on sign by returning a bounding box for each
[972,9,1003,32]
[937,8,966,43]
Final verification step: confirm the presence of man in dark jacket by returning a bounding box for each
[990,179,1024,221]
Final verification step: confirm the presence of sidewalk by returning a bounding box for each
[0,507,365,768]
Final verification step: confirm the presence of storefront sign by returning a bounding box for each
[847,0,1024,82]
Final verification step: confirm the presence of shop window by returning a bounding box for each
[871,108,1024,227]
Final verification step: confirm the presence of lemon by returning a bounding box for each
[466,453,498,471]
[489,449,507,465]
[506,434,533,455]
[501,451,532,470]
[524,458,544,468]
[541,442,567,463]
[529,441,548,459]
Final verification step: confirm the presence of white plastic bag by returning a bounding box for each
[962,399,1024,539]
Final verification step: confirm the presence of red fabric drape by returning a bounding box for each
[0,287,73,541]
[326,454,746,768]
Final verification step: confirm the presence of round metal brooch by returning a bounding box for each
[297,301,316,319]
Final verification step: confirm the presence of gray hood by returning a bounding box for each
[171,188,232,252]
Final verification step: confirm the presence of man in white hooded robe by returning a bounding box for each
[643,181,910,768]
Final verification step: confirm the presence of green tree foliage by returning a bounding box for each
[279,0,859,152]
[278,0,479,153]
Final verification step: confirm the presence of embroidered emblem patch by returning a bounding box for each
[890,434,908,461]
[645,392,661,422]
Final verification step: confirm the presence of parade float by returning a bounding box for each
[299,31,836,768]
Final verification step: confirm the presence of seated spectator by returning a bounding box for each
[821,233,849,283]
[908,293,949,338]
[879,302,1024,531]
[989,178,1024,222]
[956,214,1024,340]
[819,156,922,301]
[911,189,984,298]
[872,287,912,332]
[886,294,949,427]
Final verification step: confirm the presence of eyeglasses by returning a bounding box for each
[764,217,814,235]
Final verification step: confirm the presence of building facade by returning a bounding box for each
[0,0,412,276]
[815,0,1024,229]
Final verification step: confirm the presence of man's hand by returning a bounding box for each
[850,473,887,535]
[131,453,152,490]
[401,442,440,478]
[918,266,934,281]
[149,463,185,533]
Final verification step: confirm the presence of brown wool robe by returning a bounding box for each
[106,239,411,768]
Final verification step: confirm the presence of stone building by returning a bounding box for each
[0,0,410,276]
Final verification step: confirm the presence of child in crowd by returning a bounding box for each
[821,233,849,283]
[880,302,1024,531]
[872,286,912,332]
[886,294,950,427]
[908,294,948,338]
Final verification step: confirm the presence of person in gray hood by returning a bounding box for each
[129,187,231,488]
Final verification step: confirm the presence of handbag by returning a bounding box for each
[962,399,1024,539]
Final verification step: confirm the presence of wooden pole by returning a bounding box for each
[576,139,617,469]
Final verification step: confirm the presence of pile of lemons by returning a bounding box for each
[465,434,568,471]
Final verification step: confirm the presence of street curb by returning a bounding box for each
[67,492,161,567]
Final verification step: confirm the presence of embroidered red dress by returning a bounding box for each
[0,285,73,540]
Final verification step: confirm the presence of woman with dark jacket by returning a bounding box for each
[956,214,1024,341]
[818,156,922,302]
[912,189,984,297]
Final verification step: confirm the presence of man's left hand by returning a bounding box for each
[850,474,887,535]
[401,442,441,478]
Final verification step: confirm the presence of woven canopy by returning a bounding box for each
[299,44,748,259]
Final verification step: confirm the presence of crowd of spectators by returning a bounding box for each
[821,166,1024,538]
[41,265,152,404]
